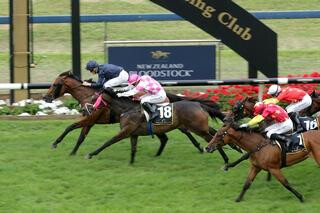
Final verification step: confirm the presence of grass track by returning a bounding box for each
[0,120,319,212]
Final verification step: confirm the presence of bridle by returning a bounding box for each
[50,76,89,99]
[213,125,244,148]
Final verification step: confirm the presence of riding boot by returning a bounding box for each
[142,102,159,121]
[270,133,291,146]
[289,112,304,133]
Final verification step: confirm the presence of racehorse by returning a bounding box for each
[204,122,320,202]
[43,71,230,163]
[223,96,320,171]
[84,88,230,164]
[300,90,320,116]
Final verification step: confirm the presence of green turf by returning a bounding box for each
[0,120,319,212]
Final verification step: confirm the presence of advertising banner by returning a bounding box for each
[108,45,216,81]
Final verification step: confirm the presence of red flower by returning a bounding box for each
[210,96,220,102]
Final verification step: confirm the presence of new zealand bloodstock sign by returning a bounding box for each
[150,0,278,77]
[108,45,216,81]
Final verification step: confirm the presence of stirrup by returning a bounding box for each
[84,103,94,115]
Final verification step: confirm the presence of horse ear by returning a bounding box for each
[248,96,257,102]
[310,90,315,97]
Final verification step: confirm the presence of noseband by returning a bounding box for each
[215,126,244,147]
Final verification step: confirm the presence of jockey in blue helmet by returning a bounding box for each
[83,60,129,89]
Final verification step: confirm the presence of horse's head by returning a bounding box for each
[204,125,233,153]
[43,71,82,103]
[229,97,256,121]
[301,90,320,116]
[204,120,243,153]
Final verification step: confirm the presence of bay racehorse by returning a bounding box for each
[43,71,231,163]
[85,88,230,164]
[300,90,320,116]
[205,122,320,202]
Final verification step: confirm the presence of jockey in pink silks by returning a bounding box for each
[116,74,167,121]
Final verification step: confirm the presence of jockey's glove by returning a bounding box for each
[239,123,249,128]
[117,93,124,97]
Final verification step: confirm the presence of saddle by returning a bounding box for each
[142,102,173,124]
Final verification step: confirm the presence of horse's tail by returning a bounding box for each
[199,103,225,121]
[166,92,225,121]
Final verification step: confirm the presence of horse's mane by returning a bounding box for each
[310,90,320,98]
[59,70,83,83]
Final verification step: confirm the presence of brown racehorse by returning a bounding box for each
[205,123,320,202]
[224,96,320,172]
[43,71,230,163]
[300,90,320,116]
[85,88,230,164]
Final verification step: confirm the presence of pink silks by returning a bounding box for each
[93,94,108,109]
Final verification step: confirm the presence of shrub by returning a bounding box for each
[63,98,81,111]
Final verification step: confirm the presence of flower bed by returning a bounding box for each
[0,97,81,116]
[181,72,320,111]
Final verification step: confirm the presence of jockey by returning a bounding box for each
[82,60,129,89]
[116,74,167,121]
[239,102,293,144]
[265,84,312,132]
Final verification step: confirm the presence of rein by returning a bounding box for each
[222,128,269,155]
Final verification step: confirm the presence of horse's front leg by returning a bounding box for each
[236,165,261,202]
[86,126,133,159]
[224,152,250,171]
[69,125,93,156]
[52,122,82,149]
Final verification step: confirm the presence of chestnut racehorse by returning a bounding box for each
[205,123,320,202]
[43,71,231,164]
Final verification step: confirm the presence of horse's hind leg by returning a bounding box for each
[130,135,138,164]
[155,133,168,157]
[52,122,82,149]
[268,168,304,202]
[69,125,93,156]
[179,128,203,153]
[86,126,133,159]
[236,165,261,202]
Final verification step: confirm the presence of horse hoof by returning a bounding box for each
[299,196,304,203]
[51,144,57,149]
[235,198,241,202]
[69,152,76,156]
[199,148,204,153]
[220,165,229,171]
[85,154,92,159]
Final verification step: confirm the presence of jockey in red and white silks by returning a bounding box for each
[266,85,312,114]
[240,102,293,138]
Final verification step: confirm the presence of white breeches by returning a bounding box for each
[140,89,167,104]
[103,70,129,88]
[285,94,312,113]
[265,119,293,138]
